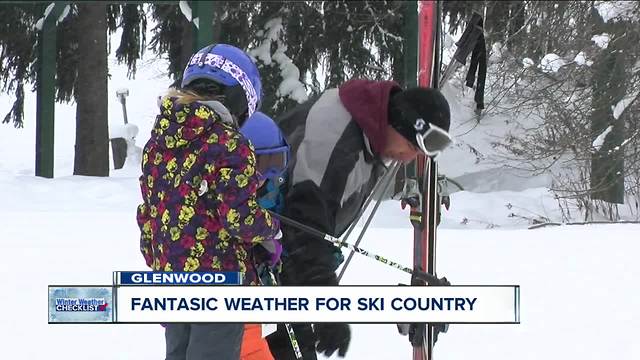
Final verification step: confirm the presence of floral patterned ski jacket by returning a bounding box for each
[136,97,280,284]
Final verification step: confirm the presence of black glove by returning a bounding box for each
[314,323,351,357]
[281,260,338,286]
[267,324,317,360]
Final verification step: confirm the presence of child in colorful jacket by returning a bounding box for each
[136,44,281,360]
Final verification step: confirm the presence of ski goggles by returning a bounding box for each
[255,146,289,181]
[390,96,453,158]
[414,121,453,158]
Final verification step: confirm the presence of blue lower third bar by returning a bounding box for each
[116,271,243,285]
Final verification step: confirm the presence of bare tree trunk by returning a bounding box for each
[74,2,109,176]
[590,10,627,204]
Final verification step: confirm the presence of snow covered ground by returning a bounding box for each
[1,26,640,360]
[1,163,638,360]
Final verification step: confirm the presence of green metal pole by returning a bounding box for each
[36,2,66,178]
[403,1,419,178]
[191,1,215,51]
[404,1,418,88]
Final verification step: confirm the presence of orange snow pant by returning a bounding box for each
[240,324,274,360]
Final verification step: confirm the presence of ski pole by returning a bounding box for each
[255,259,303,360]
[269,212,446,286]
[264,269,303,360]
[338,161,401,282]
[340,160,399,244]
[284,323,302,360]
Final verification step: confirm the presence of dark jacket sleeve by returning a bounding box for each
[278,130,366,287]
[279,180,343,286]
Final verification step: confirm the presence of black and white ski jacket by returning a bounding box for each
[275,79,401,285]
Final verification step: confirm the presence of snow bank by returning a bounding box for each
[1,171,639,359]
[339,223,640,359]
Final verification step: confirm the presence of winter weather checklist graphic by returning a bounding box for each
[48,287,113,323]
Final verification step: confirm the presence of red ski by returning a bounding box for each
[409,2,486,359]
[412,3,439,360]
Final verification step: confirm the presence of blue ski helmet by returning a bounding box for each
[181,43,262,120]
[240,112,289,181]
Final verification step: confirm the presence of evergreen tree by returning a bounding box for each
[0,3,42,127]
